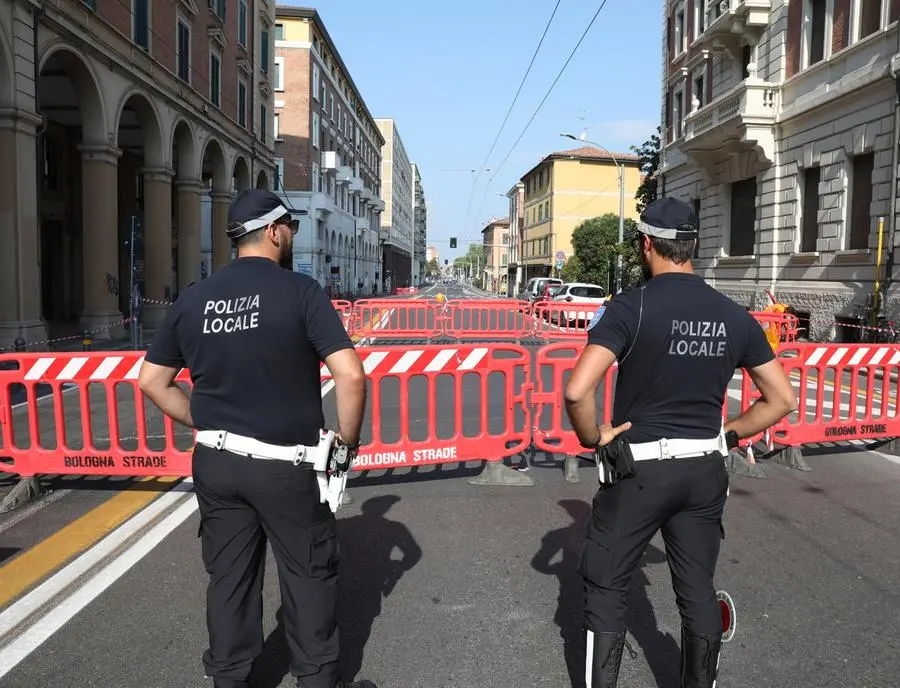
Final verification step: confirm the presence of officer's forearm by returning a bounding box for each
[334,376,366,446]
[144,384,194,429]
[725,398,793,440]
[565,396,599,447]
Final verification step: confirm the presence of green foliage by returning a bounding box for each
[630,127,661,214]
[426,258,440,278]
[567,214,640,292]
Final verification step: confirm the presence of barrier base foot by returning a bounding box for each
[564,455,580,483]
[0,477,47,514]
[341,490,354,506]
[773,446,811,472]
[726,452,766,479]
[469,461,534,487]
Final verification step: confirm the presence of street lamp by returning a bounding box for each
[561,133,626,293]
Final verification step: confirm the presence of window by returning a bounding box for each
[273,112,279,139]
[237,78,247,128]
[800,166,821,252]
[238,0,247,47]
[694,0,707,39]
[274,23,285,40]
[274,56,284,91]
[176,19,190,83]
[274,158,284,190]
[312,161,320,192]
[312,64,321,100]
[859,0,882,39]
[729,177,757,256]
[694,74,705,108]
[313,112,321,148]
[260,104,267,142]
[849,153,875,249]
[673,89,684,138]
[261,29,270,74]
[807,0,827,67]
[213,0,225,21]
[742,45,752,79]
[674,7,685,55]
[502,233,509,245]
[133,0,150,51]
[209,51,221,107]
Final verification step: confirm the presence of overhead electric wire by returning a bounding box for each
[459,0,562,241]
[486,0,611,188]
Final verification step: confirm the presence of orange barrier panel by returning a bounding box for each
[751,311,799,348]
[351,299,443,340]
[531,301,598,340]
[442,299,532,339]
[320,343,532,470]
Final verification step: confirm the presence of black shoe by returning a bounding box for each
[587,630,625,688]
[680,627,722,688]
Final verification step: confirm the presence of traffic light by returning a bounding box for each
[444,259,448,265]
[449,237,457,248]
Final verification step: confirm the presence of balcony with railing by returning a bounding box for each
[680,76,778,170]
[692,0,772,53]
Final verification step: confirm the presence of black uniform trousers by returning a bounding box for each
[192,443,340,688]
[580,453,728,639]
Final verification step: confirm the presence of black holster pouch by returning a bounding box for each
[595,436,638,486]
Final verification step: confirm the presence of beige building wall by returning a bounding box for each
[482,218,510,294]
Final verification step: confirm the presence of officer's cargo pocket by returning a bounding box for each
[307,518,339,581]
[579,533,614,588]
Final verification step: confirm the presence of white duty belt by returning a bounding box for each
[628,433,727,461]
[194,429,348,512]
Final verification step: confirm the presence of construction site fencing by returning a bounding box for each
[2,340,898,482]
[331,298,802,344]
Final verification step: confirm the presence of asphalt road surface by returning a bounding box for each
[1,283,899,687]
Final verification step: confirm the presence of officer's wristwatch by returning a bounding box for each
[724,430,740,450]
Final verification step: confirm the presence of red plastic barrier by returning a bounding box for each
[442,299,532,339]
[331,299,353,334]
[351,299,442,340]
[531,301,602,340]
[320,343,531,470]
[751,311,799,343]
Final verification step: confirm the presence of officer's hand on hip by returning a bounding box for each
[582,421,632,449]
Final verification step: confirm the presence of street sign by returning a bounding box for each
[555,250,566,261]
[555,259,564,270]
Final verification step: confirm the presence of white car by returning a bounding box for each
[550,283,608,326]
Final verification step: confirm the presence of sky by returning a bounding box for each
[285,0,663,263]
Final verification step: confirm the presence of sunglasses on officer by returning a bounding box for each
[273,214,299,235]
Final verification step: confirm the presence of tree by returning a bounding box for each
[453,244,486,287]
[569,214,639,292]
[630,126,661,214]
[426,258,440,278]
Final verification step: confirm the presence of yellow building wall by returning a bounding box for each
[278,16,312,41]
[521,158,642,269]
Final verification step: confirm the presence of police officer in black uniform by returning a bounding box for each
[563,197,797,687]
[138,189,376,688]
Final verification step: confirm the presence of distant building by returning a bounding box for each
[412,163,428,285]
[426,246,439,263]
[274,5,384,294]
[659,0,900,340]
[506,182,526,296]
[516,147,642,282]
[376,119,414,290]
[482,217,511,294]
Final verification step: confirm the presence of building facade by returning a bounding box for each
[273,6,384,296]
[660,0,900,340]
[412,163,428,285]
[506,181,525,296]
[517,147,643,282]
[376,118,414,290]
[425,246,439,263]
[482,217,510,294]
[0,0,276,348]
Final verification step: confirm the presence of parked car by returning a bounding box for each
[549,282,608,326]
[518,277,563,303]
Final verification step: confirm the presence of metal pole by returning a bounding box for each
[616,165,625,293]
[130,216,137,350]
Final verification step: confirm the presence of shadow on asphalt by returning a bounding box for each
[251,495,422,688]
[531,500,680,688]
[0,474,181,493]
[0,547,20,565]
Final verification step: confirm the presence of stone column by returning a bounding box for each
[0,108,46,349]
[142,168,174,326]
[176,179,205,291]
[78,144,124,335]
[210,191,233,271]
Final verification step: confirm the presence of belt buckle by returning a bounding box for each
[658,438,670,460]
[214,431,228,451]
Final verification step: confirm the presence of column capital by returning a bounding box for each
[78,144,122,165]
[210,190,234,203]
[142,167,175,184]
[175,177,207,193]
[0,107,43,134]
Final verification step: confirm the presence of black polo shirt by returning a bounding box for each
[145,257,353,446]
[587,272,775,443]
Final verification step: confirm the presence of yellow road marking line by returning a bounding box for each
[0,476,179,608]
